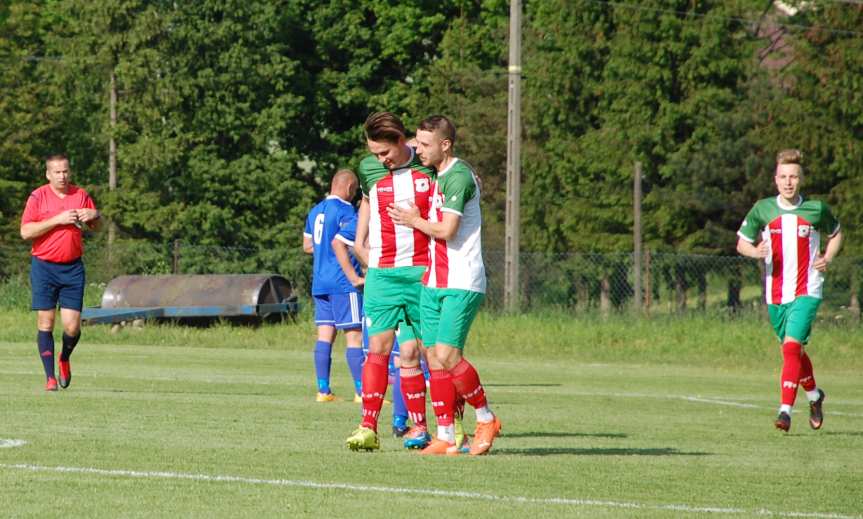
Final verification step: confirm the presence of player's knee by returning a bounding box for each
[64,322,81,337]
[36,311,55,331]
[435,346,462,371]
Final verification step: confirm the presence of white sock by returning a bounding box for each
[806,389,821,402]
[779,404,792,415]
[475,406,494,423]
[437,424,455,443]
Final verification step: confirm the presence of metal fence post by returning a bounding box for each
[633,161,642,313]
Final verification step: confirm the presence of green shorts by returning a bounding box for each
[420,287,484,349]
[364,266,426,343]
[768,296,821,344]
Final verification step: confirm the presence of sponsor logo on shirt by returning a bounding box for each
[377,186,393,193]
[769,229,782,234]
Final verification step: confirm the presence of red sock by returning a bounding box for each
[780,340,802,406]
[429,369,456,427]
[450,358,488,409]
[400,365,427,428]
[360,353,389,431]
[799,351,816,392]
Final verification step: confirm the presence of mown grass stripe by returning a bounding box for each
[1,463,859,519]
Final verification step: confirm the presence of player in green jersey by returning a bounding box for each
[736,149,842,431]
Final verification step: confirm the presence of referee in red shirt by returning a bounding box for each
[20,154,101,391]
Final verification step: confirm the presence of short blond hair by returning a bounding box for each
[776,149,803,166]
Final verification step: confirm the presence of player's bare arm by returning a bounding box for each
[332,236,365,288]
[353,197,370,266]
[302,235,314,254]
[20,209,80,241]
[813,230,843,272]
[736,237,768,260]
[387,202,460,241]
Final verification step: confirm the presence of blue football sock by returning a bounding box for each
[391,365,407,421]
[37,330,55,380]
[61,332,80,361]
[314,341,332,393]
[420,356,430,381]
[361,324,370,356]
[345,347,365,396]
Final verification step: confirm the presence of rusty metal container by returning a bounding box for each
[101,274,292,309]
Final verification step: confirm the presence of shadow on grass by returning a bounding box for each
[822,431,863,437]
[502,431,627,439]
[485,383,562,388]
[494,447,712,457]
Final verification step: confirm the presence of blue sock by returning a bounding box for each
[314,341,332,393]
[37,331,55,380]
[361,324,370,356]
[420,355,430,381]
[345,347,365,396]
[61,332,80,361]
[391,364,407,423]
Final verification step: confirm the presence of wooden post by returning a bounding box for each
[172,240,181,274]
[108,69,118,250]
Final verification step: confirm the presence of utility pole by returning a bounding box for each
[633,162,643,312]
[504,0,522,312]
[108,69,118,248]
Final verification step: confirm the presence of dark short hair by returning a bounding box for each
[45,153,69,166]
[417,115,456,144]
[364,112,407,144]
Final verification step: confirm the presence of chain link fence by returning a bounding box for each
[1,241,861,319]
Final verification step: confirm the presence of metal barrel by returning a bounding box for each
[100,274,292,309]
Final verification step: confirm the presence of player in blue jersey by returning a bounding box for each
[303,169,365,402]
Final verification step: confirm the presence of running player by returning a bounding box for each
[388,115,500,455]
[345,112,434,451]
[736,149,842,432]
[303,169,365,402]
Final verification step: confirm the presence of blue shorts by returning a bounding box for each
[30,256,85,311]
[313,292,363,330]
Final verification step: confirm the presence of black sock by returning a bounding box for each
[61,333,80,362]
[37,331,55,379]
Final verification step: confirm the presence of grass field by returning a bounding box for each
[1,309,862,518]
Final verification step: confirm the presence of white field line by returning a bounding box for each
[563,390,863,418]
[0,439,27,448]
[0,463,860,519]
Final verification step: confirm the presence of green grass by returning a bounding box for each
[1,313,862,518]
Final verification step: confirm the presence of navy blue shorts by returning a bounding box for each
[30,256,85,311]
[313,292,363,330]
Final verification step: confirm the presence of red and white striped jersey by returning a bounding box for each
[422,159,486,293]
[737,196,840,305]
[358,151,434,269]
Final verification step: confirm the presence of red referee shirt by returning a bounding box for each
[21,184,97,263]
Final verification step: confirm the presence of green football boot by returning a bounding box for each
[346,426,380,451]
[454,415,471,454]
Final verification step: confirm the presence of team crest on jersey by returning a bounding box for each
[798,225,811,238]
[414,178,430,193]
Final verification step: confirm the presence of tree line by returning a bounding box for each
[1,0,861,287]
